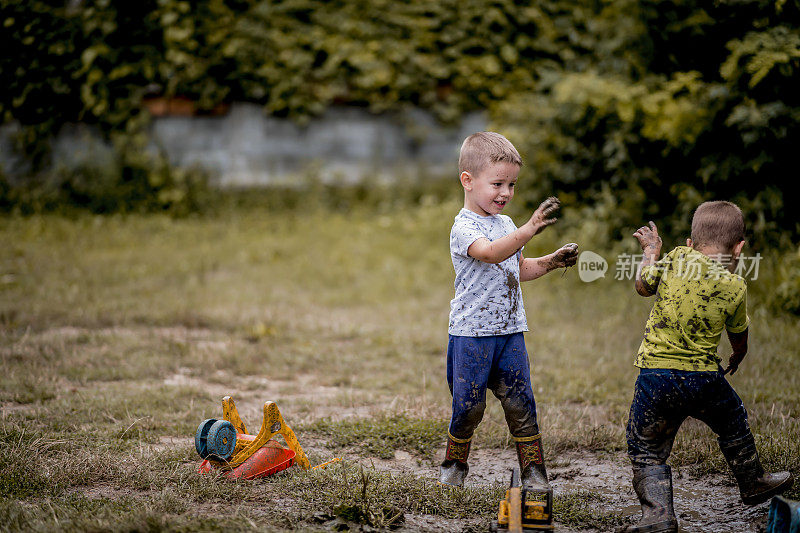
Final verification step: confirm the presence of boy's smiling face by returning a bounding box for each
[461,161,520,216]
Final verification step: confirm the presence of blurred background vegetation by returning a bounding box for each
[1,0,799,312]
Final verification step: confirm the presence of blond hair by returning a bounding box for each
[691,201,745,251]
[458,132,522,176]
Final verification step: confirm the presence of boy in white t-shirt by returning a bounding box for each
[440,132,578,488]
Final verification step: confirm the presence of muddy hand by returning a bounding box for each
[553,242,579,268]
[530,196,560,235]
[633,221,662,255]
[724,352,745,375]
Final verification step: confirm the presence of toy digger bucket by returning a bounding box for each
[199,440,297,480]
[767,496,800,533]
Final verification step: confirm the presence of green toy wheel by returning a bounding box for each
[206,419,237,461]
[195,418,218,459]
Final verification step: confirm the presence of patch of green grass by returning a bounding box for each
[269,460,504,522]
[0,375,58,404]
[0,453,58,499]
[15,383,217,440]
[0,421,261,504]
[0,424,69,498]
[0,493,274,533]
[554,490,628,530]
[756,431,800,500]
[306,414,448,460]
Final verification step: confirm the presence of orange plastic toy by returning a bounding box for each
[199,440,296,480]
[196,396,340,479]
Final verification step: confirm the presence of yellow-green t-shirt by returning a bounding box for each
[635,246,749,371]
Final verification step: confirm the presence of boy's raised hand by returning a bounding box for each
[552,243,579,268]
[529,196,560,235]
[633,221,662,256]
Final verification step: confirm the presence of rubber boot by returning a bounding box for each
[719,434,794,506]
[515,434,550,491]
[439,433,471,486]
[619,465,678,533]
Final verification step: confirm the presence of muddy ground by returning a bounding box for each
[159,366,771,533]
[369,447,767,532]
[156,435,769,533]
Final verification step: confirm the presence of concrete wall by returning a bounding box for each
[149,104,486,186]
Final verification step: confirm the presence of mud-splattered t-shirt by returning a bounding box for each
[636,246,749,371]
[448,208,528,337]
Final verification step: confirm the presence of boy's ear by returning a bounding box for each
[686,238,693,248]
[459,171,473,191]
[733,240,746,258]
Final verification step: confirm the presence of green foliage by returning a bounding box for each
[1,0,216,214]
[774,254,800,315]
[1,0,798,259]
[721,26,800,89]
[494,0,800,253]
[1,1,84,168]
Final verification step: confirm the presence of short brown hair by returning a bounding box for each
[691,201,745,251]
[458,132,522,176]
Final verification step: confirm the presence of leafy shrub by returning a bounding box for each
[767,247,800,315]
[492,1,800,252]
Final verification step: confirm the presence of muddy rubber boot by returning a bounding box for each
[439,434,471,486]
[618,465,678,533]
[719,434,794,506]
[515,434,551,491]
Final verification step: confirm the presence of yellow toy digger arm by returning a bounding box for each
[222,396,247,434]
[223,399,310,469]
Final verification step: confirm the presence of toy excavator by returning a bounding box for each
[491,467,554,532]
[195,396,338,479]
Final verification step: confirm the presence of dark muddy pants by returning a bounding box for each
[626,368,752,468]
[446,333,539,441]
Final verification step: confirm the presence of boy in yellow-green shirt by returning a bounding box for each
[621,201,793,533]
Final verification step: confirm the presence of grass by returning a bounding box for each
[306,414,448,460]
[1,193,798,530]
[554,491,628,530]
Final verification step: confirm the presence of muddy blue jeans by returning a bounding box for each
[447,333,539,441]
[626,368,752,467]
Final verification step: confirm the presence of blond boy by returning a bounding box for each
[440,132,578,487]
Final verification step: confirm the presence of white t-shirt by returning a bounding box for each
[448,208,528,337]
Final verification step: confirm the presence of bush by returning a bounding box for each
[491,1,800,252]
[768,247,800,315]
